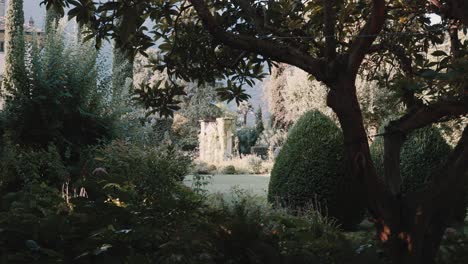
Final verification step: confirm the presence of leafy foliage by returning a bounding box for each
[90,140,191,199]
[0,143,67,193]
[221,165,237,175]
[370,126,452,194]
[0,142,359,264]
[264,64,334,129]
[16,0,468,261]
[370,126,467,221]
[42,0,273,114]
[268,111,366,229]
[133,80,186,118]
[2,0,26,95]
[237,127,258,155]
[2,22,113,171]
[437,232,468,264]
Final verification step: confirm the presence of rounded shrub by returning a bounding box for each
[268,111,366,229]
[370,126,467,222]
[370,126,452,194]
[222,165,237,175]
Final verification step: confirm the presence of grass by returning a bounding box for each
[184,174,468,238]
[184,174,270,196]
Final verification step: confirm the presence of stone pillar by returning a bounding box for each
[199,120,206,161]
[199,118,235,163]
[215,117,234,161]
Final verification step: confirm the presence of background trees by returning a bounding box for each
[2,0,25,95]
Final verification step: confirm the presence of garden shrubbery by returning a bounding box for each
[0,136,360,264]
[4,26,114,153]
[237,127,258,155]
[90,140,191,198]
[370,126,452,194]
[371,126,468,223]
[0,177,357,263]
[221,165,237,175]
[268,111,366,230]
[0,142,68,194]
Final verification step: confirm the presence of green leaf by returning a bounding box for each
[431,50,447,57]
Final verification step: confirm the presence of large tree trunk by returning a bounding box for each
[325,72,466,264]
[326,73,394,224]
[383,204,446,264]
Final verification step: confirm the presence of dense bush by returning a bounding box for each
[221,165,237,175]
[370,126,452,193]
[0,142,67,194]
[237,127,258,155]
[268,111,366,229]
[194,162,217,175]
[370,126,468,223]
[2,22,114,174]
[437,232,468,264]
[90,140,191,199]
[246,155,264,174]
[0,180,356,264]
[251,145,269,159]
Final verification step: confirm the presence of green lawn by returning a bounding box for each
[185,174,270,196]
[185,174,468,235]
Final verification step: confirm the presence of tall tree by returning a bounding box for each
[43,0,468,263]
[111,45,133,105]
[45,6,61,34]
[111,17,134,105]
[2,0,25,98]
[255,106,264,135]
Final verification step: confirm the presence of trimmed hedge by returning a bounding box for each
[371,126,467,222]
[370,126,451,194]
[268,111,366,229]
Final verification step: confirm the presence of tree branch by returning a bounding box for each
[448,19,462,59]
[383,42,423,108]
[392,100,468,134]
[383,127,405,195]
[347,0,386,78]
[382,100,467,196]
[188,0,327,81]
[323,0,337,60]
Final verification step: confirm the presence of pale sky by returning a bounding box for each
[23,0,46,29]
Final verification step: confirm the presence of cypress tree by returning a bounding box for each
[111,44,133,105]
[255,107,264,135]
[2,0,26,98]
[45,7,61,35]
[110,17,133,106]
